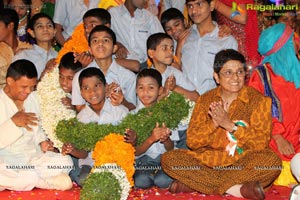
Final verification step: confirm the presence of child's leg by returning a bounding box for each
[134,156,154,188]
[175,129,188,149]
[154,169,173,188]
[69,156,81,185]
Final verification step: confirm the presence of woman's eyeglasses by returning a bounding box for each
[219,69,246,78]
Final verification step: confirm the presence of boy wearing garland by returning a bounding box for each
[58,52,83,110]
[130,68,174,189]
[62,67,136,186]
[71,25,137,112]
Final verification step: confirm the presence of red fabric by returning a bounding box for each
[0,185,292,199]
[217,0,261,67]
[248,63,300,161]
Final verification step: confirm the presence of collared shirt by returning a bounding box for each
[77,99,128,125]
[109,4,164,63]
[186,86,272,167]
[72,59,137,106]
[13,44,57,79]
[163,0,186,13]
[0,90,47,165]
[53,0,99,39]
[132,101,179,159]
[160,65,196,92]
[181,22,238,95]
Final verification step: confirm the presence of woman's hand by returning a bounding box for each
[273,135,295,156]
[209,101,234,130]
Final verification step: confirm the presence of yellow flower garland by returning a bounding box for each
[56,23,89,63]
[92,133,135,187]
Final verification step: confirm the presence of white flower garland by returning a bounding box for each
[179,99,195,126]
[37,67,76,148]
[93,163,131,200]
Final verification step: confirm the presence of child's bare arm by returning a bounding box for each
[135,123,162,156]
[115,58,140,72]
[173,86,199,102]
[62,143,88,159]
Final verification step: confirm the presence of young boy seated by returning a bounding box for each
[72,25,137,112]
[62,67,131,186]
[131,68,175,189]
[147,32,199,149]
[58,52,82,109]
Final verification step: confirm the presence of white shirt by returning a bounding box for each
[0,90,47,166]
[53,0,100,39]
[163,0,186,13]
[161,65,196,92]
[132,101,179,159]
[77,99,128,125]
[77,99,128,167]
[109,4,164,63]
[13,45,57,79]
[72,59,137,106]
[181,23,238,94]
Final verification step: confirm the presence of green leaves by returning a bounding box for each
[80,172,121,200]
[55,92,190,150]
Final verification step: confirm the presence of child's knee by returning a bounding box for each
[154,171,173,188]
[134,173,153,188]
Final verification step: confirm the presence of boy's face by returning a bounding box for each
[29,17,56,43]
[89,31,117,60]
[148,38,174,66]
[59,68,76,93]
[136,76,162,107]
[6,76,37,101]
[80,76,106,106]
[83,17,109,40]
[164,19,186,41]
[187,0,213,25]
[132,0,148,9]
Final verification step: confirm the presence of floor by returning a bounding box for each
[0,185,292,200]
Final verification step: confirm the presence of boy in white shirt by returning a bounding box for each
[62,67,130,186]
[147,33,199,149]
[53,0,99,45]
[131,68,174,189]
[71,25,137,112]
[109,0,164,70]
[181,0,238,94]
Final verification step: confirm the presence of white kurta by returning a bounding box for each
[0,89,73,191]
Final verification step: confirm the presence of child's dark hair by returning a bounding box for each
[59,52,82,73]
[8,0,32,20]
[79,67,106,88]
[0,8,19,34]
[83,8,111,25]
[147,32,173,50]
[28,12,55,30]
[88,25,116,46]
[161,8,184,30]
[213,49,246,73]
[137,68,162,87]
[27,13,55,42]
[186,0,212,4]
[7,59,37,80]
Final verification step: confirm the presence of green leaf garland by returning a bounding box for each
[56,92,190,150]
[80,172,121,200]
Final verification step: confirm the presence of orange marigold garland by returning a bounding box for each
[92,133,135,187]
[56,23,89,63]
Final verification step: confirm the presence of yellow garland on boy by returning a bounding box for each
[92,133,135,187]
[56,23,89,63]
